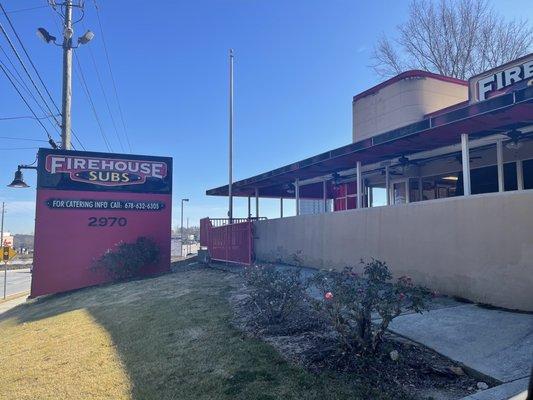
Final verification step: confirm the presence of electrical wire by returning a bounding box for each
[3,5,48,14]
[0,3,61,117]
[93,0,132,152]
[0,62,56,141]
[0,3,85,150]
[0,115,57,121]
[0,147,40,150]
[0,44,62,138]
[84,28,125,152]
[74,53,113,152]
[0,136,48,142]
[0,21,59,128]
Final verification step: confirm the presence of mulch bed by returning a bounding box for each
[229,278,496,400]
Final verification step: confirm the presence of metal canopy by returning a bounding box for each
[206,87,533,199]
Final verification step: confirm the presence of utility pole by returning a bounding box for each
[228,49,234,222]
[1,202,6,300]
[38,1,94,150]
[61,0,73,150]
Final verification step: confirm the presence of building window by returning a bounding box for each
[504,162,518,191]
[421,173,459,200]
[523,159,533,190]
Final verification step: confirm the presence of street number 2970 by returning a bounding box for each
[88,217,127,227]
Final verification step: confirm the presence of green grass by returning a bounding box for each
[0,267,410,400]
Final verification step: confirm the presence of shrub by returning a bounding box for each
[311,259,430,356]
[93,237,160,281]
[243,265,308,325]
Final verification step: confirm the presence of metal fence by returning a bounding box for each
[200,218,255,265]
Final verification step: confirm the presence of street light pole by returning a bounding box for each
[0,202,4,247]
[61,0,73,150]
[180,198,189,257]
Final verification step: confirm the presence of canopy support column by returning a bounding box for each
[496,139,504,192]
[385,165,390,205]
[295,178,300,216]
[356,161,362,209]
[280,198,283,218]
[255,188,259,218]
[461,133,471,196]
[322,180,327,213]
[517,160,524,190]
[247,196,251,218]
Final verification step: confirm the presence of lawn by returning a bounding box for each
[0,266,410,400]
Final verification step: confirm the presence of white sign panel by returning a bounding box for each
[469,54,533,103]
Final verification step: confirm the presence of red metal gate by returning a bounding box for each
[200,218,254,265]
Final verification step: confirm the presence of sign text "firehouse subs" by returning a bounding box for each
[45,155,168,186]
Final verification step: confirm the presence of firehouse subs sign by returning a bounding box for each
[31,148,172,297]
[470,53,533,102]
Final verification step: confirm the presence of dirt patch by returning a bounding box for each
[229,275,493,400]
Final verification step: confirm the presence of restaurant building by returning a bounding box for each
[205,54,533,311]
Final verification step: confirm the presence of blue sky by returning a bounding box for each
[0,0,531,234]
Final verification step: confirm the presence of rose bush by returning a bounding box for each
[311,259,431,356]
[243,265,308,325]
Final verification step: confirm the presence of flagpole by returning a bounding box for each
[228,49,234,222]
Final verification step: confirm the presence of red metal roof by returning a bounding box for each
[207,87,533,199]
[353,70,468,102]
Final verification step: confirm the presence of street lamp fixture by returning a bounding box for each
[36,27,94,48]
[78,30,94,45]
[7,165,38,188]
[36,27,56,44]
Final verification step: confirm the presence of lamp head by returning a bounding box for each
[78,30,94,45]
[36,27,56,44]
[7,169,29,188]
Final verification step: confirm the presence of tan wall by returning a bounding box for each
[353,77,468,142]
[254,190,533,311]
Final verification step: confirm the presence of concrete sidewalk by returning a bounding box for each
[0,292,28,315]
[389,303,532,400]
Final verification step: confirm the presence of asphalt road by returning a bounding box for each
[0,268,31,298]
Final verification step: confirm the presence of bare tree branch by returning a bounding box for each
[371,0,533,79]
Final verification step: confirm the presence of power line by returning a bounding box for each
[0,115,57,121]
[0,147,40,150]
[3,5,48,14]
[93,0,132,152]
[0,44,62,135]
[84,29,125,152]
[0,20,59,128]
[1,3,85,150]
[0,62,56,141]
[0,136,48,142]
[74,53,113,152]
[0,16,68,148]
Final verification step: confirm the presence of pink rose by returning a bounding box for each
[324,292,334,300]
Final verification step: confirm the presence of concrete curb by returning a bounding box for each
[458,377,529,400]
[0,291,29,304]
